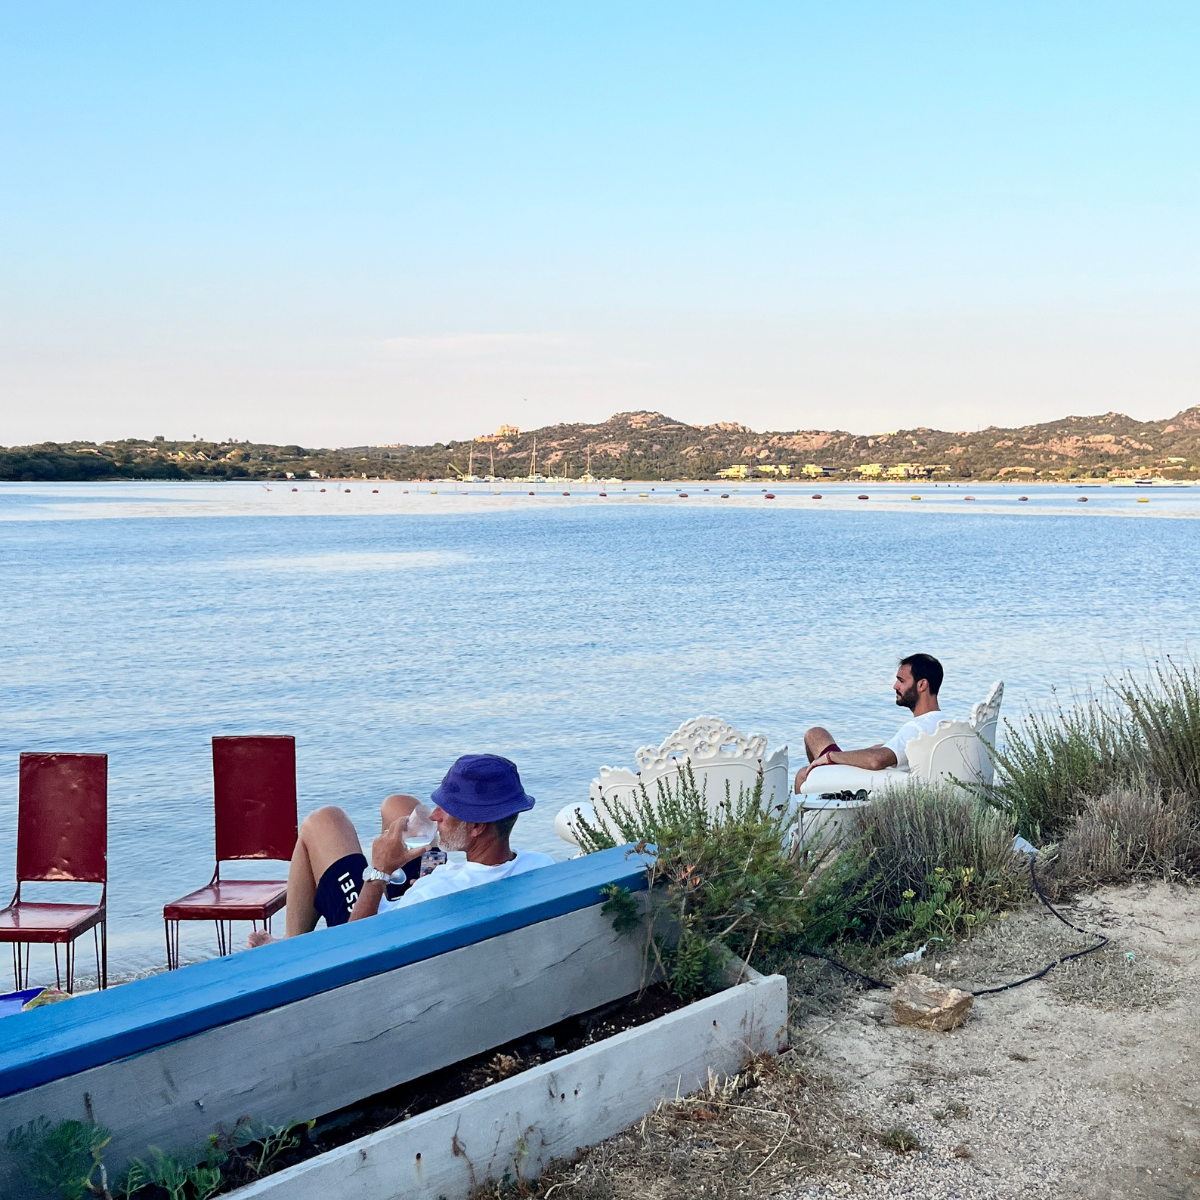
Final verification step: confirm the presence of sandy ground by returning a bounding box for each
[781,881,1200,1200]
[533,882,1198,1200]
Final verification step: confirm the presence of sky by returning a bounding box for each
[1,2,1198,447]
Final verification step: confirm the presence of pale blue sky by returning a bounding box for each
[2,3,1197,445]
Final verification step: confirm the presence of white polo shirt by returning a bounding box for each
[883,710,947,771]
[376,850,555,914]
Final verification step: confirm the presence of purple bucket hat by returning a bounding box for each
[431,754,536,823]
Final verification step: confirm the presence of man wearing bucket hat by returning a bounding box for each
[246,755,553,946]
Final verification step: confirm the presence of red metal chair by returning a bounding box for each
[163,736,298,969]
[0,753,108,992]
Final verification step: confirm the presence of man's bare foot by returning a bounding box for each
[246,929,278,949]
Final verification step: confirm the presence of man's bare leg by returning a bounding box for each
[804,726,838,763]
[247,806,363,947]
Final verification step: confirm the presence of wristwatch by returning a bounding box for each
[362,865,400,885]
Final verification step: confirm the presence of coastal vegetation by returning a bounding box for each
[3,406,1199,483]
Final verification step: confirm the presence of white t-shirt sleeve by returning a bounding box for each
[883,711,947,771]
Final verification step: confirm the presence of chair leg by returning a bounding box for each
[21,943,30,990]
[10,943,18,991]
[54,944,62,991]
[215,920,227,957]
[66,939,74,994]
[100,919,108,990]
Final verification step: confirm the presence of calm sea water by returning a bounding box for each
[2,479,1198,980]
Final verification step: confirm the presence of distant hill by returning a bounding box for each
[3,407,1199,482]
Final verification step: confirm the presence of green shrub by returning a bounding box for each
[988,694,1136,840]
[579,765,811,998]
[3,1118,111,1200]
[1114,657,1200,804]
[803,783,1028,952]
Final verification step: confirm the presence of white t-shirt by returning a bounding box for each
[883,710,947,771]
[375,850,555,914]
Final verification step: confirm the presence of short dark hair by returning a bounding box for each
[493,813,519,839]
[900,653,943,696]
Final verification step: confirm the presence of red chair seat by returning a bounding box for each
[163,881,287,922]
[0,902,105,944]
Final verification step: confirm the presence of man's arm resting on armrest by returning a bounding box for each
[796,744,899,790]
[824,745,899,771]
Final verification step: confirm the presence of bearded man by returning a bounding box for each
[793,654,945,792]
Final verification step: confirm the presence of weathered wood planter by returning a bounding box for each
[229,963,787,1200]
[0,848,654,1172]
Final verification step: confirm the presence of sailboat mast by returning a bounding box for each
[530,436,537,480]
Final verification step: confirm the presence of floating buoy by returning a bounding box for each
[911,495,921,500]
[765,493,776,499]
[320,488,326,493]
[965,496,976,501]
[1018,496,1028,501]
[678,492,688,498]
[858,494,869,500]
[811,493,822,499]
[430,490,437,494]
[372,489,379,493]
[703,488,710,492]
[528,491,535,496]
[1078,496,1088,503]
[1137,497,1149,503]
[599,492,607,497]
[638,493,649,497]
[403,489,409,494]
[291,487,298,492]
[720,493,729,498]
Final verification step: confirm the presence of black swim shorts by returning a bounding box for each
[313,853,424,927]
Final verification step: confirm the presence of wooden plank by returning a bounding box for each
[0,846,650,1097]
[0,902,655,1170]
[229,970,788,1200]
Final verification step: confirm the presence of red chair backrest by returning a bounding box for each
[212,736,298,862]
[17,753,108,883]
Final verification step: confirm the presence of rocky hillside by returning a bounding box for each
[4,407,1199,482]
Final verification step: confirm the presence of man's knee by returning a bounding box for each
[381,793,419,826]
[300,805,356,842]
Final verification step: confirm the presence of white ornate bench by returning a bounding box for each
[555,717,790,848]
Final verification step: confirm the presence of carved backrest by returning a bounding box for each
[968,680,1004,787]
[906,720,987,790]
[590,718,789,839]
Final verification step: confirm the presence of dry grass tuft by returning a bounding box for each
[1047,787,1200,894]
[878,1125,922,1154]
[471,1053,870,1200]
[1047,945,1177,1011]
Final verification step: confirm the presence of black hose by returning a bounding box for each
[795,855,1109,997]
